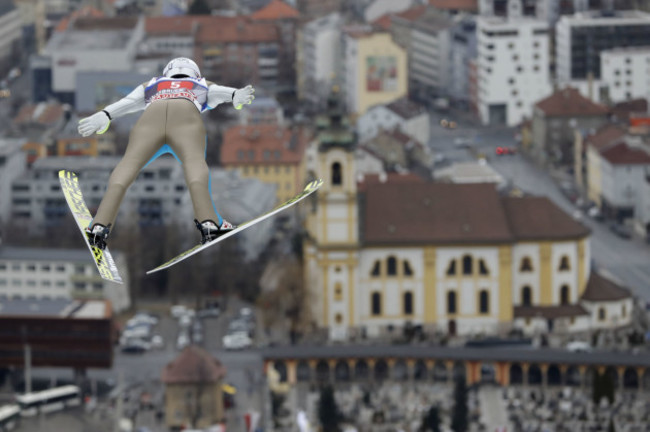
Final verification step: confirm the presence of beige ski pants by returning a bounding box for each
[93,98,220,229]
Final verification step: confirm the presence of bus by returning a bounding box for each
[15,385,81,417]
[0,405,20,431]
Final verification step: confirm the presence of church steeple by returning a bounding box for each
[316,87,356,153]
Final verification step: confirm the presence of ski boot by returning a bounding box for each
[194,219,236,244]
[85,223,111,250]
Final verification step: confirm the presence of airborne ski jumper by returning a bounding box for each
[77,57,255,249]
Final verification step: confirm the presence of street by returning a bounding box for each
[428,110,650,302]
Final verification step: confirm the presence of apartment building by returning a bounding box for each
[556,10,650,102]
[342,26,408,116]
[476,16,552,126]
[0,138,27,225]
[297,12,342,105]
[0,246,130,313]
[449,16,478,108]
[0,1,23,73]
[600,47,650,104]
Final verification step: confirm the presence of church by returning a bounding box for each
[302,93,625,341]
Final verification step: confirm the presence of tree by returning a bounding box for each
[420,405,441,432]
[451,376,468,432]
[188,0,211,14]
[318,385,342,432]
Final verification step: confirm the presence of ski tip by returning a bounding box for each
[304,178,324,192]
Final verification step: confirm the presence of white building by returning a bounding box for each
[356,98,429,144]
[44,16,145,102]
[409,12,452,100]
[434,160,506,188]
[0,246,130,313]
[476,16,552,126]
[601,47,650,104]
[556,11,650,102]
[362,0,415,23]
[297,13,342,105]
[0,2,22,70]
[0,138,27,225]
[598,136,650,222]
[449,16,478,107]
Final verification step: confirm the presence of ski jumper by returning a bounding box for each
[92,77,235,230]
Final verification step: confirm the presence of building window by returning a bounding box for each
[559,256,570,271]
[93,283,103,292]
[512,54,519,61]
[371,292,382,316]
[479,290,489,314]
[478,259,489,275]
[462,255,472,275]
[387,256,397,276]
[331,162,342,185]
[334,283,343,301]
[75,265,85,275]
[533,65,540,72]
[335,313,343,324]
[598,307,606,321]
[371,261,380,277]
[521,286,532,306]
[403,292,413,315]
[560,285,570,305]
[403,261,413,277]
[622,304,627,318]
[508,78,515,85]
[520,257,533,272]
[27,264,36,271]
[447,291,457,314]
[517,66,523,72]
[41,265,50,272]
[446,260,456,276]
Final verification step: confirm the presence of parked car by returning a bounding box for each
[176,331,190,350]
[121,339,150,354]
[150,335,164,349]
[197,306,220,319]
[179,314,192,328]
[609,223,632,239]
[170,305,187,319]
[239,307,253,318]
[223,332,252,350]
[587,206,604,221]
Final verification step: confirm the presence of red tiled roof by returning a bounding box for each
[600,141,650,165]
[581,271,631,302]
[394,5,428,21]
[535,87,608,117]
[250,0,299,20]
[584,123,626,151]
[145,16,202,35]
[162,345,226,384]
[14,103,65,126]
[501,196,590,241]
[372,14,392,30]
[221,125,308,165]
[55,6,104,32]
[429,0,478,11]
[363,182,514,245]
[385,98,427,120]
[196,17,279,44]
[610,98,648,122]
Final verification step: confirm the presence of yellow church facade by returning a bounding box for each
[303,99,591,340]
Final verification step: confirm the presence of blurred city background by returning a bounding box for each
[0,0,649,431]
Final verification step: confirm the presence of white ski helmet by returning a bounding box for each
[163,57,201,78]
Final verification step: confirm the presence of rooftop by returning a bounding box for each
[584,123,627,151]
[434,160,505,185]
[564,10,650,23]
[384,98,427,120]
[55,6,105,32]
[0,298,110,319]
[221,125,309,165]
[361,182,589,246]
[535,87,609,118]
[513,304,590,319]
[581,271,632,302]
[162,345,226,384]
[600,140,650,165]
[250,0,299,20]
[428,0,478,11]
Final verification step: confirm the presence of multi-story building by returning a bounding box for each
[42,16,145,105]
[295,0,342,21]
[302,91,615,341]
[220,124,309,204]
[574,123,625,195]
[251,0,300,93]
[476,16,552,126]
[409,11,453,101]
[0,246,130,313]
[531,87,608,165]
[342,26,408,117]
[449,15,478,108]
[0,139,27,225]
[297,13,343,105]
[556,10,650,102]
[0,1,23,73]
[356,98,429,145]
[600,47,650,104]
